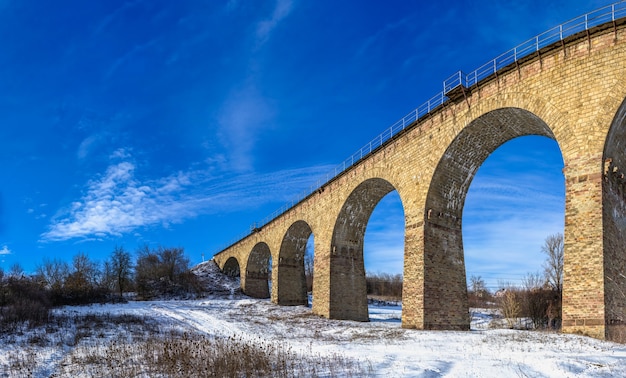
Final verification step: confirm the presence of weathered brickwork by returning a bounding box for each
[214,23,626,340]
[603,99,626,340]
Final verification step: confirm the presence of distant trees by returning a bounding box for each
[135,246,200,299]
[0,245,207,331]
[468,275,492,308]
[366,273,403,300]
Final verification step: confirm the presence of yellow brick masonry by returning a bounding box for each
[214,24,626,340]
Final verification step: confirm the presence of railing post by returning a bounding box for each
[612,4,615,22]
[536,35,539,51]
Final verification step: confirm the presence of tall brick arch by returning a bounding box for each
[421,108,558,330]
[276,220,311,306]
[329,178,399,321]
[215,19,626,340]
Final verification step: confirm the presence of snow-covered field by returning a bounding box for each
[2,261,625,377]
[1,298,625,377]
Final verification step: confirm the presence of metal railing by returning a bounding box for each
[216,1,626,254]
[446,1,626,91]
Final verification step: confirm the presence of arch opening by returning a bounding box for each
[603,97,626,341]
[329,178,402,321]
[463,136,565,326]
[364,191,405,301]
[424,107,560,330]
[222,256,241,278]
[276,220,312,306]
[245,242,271,299]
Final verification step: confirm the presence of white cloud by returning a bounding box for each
[41,156,332,242]
[110,148,132,160]
[0,245,11,255]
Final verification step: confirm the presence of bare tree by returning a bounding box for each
[304,244,314,292]
[541,233,564,293]
[469,275,487,297]
[108,246,133,298]
[522,272,545,291]
[35,259,69,291]
[64,253,101,301]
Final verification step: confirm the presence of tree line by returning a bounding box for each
[0,245,200,331]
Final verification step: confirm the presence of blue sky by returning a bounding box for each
[0,0,614,289]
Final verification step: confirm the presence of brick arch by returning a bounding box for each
[329,177,400,321]
[222,256,240,277]
[423,107,558,330]
[245,242,271,298]
[464,91,567,152]
[276,220,312,306]
[602,96,626,339]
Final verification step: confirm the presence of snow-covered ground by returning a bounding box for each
[1,261,625,377]
[2,298,625,377]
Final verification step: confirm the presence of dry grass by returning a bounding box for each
[58,332,370,377]
[1,312,371,377]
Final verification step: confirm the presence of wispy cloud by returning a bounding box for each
[41,155,331,242]
[105,38,159,81]
[218,85,274,172]
[256,0,294,47]
[0,245,11,255]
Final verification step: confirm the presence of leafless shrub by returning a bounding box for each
[500,289,521,329]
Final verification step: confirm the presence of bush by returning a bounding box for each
[0,274,51,331]
[135,246,199,299]
[499,290,521,329]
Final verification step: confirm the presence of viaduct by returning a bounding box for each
[214,4,626,340]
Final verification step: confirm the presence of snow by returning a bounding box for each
[1,261,625,377]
